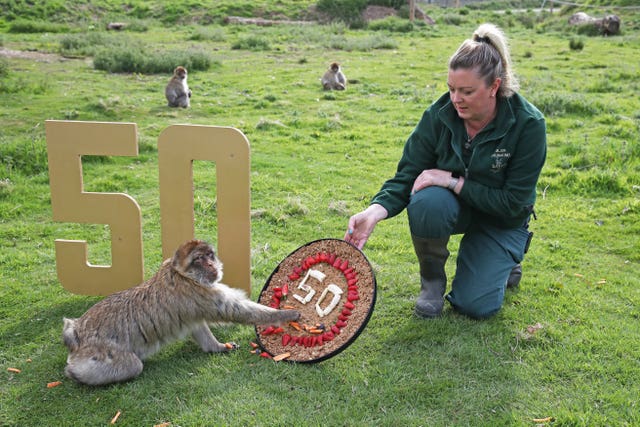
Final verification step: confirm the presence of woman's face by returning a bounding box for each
[447,67,500,123]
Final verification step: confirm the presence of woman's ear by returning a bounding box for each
[491,78,502,97]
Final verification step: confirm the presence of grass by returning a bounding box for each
[1,1,640,426]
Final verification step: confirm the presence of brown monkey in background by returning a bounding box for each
[165,65,192,107]
[321,62,347,91]
[62,239,300,386]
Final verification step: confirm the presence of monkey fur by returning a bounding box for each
[62,239,300,386]
[165,65,192,108]
[321,62,347,91]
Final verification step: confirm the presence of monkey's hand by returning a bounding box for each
[223,342,239,351]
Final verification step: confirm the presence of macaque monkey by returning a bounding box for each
[165,65,192,108]
[62,239,300,386]
[321,62,347,91]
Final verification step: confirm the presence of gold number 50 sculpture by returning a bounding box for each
[46,120,250,296]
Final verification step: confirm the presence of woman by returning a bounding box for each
[344,24,546,319]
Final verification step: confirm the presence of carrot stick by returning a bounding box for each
[273,352,291,362]
[110,411,121,424]
[47,381,62,388]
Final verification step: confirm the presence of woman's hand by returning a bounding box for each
[411,169,455,194]
[344,204,388,250]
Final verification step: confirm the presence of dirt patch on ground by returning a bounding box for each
[0,48,65,62]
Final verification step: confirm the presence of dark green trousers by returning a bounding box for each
[407,187,530,318]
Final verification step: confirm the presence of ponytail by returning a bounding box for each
[449,23,519,98]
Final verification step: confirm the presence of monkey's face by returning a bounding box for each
[173,240,223,286]
[191,247,223,285]
[331,63,340,72]
[174,66,187,80]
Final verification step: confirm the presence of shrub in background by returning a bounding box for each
[367,16,414,32]
[317,0,368,27]
[569,36,585,50]
[93,46,213,73]
[8,19,69,33]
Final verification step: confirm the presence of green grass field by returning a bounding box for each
[1,1,639,426]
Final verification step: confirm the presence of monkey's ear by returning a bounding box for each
[172,240,200,269]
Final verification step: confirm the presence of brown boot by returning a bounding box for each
[411,235,450,318]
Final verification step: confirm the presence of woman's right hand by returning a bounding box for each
[344,204,388,250]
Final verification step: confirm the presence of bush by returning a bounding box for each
[316,0,368,25]
[569,36,585,50]
[231,35,271,51]
[59,32,118,57]
[8,19,69,33]
[93,46,214,74]
[367,16,414,33]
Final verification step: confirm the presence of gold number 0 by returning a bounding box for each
[159,125,250,294]
[46,121,251,296]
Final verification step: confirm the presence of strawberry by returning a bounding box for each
[282,334,291,346]
[260,326,275,335]
[344,301,355,310]
[336,320,348,328]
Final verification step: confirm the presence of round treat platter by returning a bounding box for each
[255,238,376,363]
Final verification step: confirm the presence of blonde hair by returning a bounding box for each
[448,23,519,98]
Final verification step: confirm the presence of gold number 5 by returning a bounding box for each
[45,121,144,295]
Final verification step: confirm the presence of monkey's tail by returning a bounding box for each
[62,317,79,352]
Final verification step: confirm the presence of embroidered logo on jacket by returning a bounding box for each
[491,148,511,173]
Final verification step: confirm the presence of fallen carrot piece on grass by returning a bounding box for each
[7,368,21,373]
[532,416,554,423]
[110,411,121,424]
[273,352,291,362]
[224,342,235,350]
[153,423,171,427]
[47,381,62,388]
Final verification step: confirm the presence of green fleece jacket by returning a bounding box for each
[371,92,547,229]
